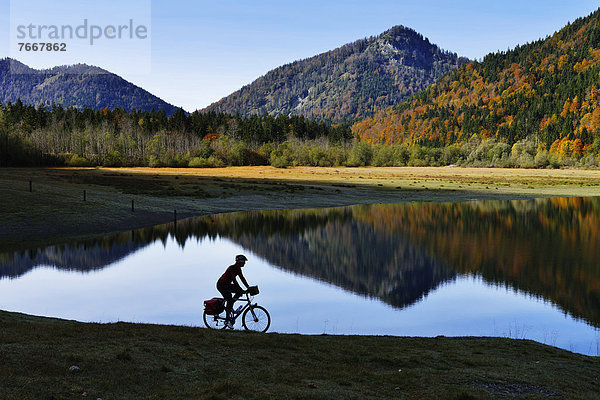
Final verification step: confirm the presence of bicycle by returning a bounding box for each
[203,285,271,333]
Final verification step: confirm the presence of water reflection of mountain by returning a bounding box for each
[206,209,456,308]
[0,210,455,308]
[181,198,600,327]
[2,197,600,328]
[0,232,150,279]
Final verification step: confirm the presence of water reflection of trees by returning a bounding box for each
[387,197,600,327]
[2,197,600,328]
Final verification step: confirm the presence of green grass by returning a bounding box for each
[1,310,598,400]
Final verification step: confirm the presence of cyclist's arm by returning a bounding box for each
[238,272,250,289]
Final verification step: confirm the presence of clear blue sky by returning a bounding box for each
[0,1,599,111]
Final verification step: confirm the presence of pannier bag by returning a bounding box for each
[248,285,259,295]
[204,298,225,315]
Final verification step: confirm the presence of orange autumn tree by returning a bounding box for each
[352,8,600,156]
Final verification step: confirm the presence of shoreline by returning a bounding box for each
[0,309,598,399]
[2,166,600,249]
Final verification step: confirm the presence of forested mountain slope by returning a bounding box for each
[204,26,467,122]
[353,8,600,157]
[0,58,178,114]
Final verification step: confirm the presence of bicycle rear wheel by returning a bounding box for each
[203,311,227,329]
[241,305,270,333]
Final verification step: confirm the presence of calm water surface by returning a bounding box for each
[1,197,599,355]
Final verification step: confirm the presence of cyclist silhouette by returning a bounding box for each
[217,254,251,328]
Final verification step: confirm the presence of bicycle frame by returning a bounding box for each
[230,292,257,323]
[212,292,256,325]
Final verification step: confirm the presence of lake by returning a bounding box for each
[1,197,599,355]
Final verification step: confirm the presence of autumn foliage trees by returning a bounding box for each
[352,9,600,166]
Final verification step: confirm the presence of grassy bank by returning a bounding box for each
[1,310,599,400]
[2,166,600,249]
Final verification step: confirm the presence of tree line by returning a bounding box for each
[0,98,597,168]
[0,100,352,167]
[3,65,600,171]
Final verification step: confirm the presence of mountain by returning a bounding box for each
[203,26,468,122]
[352,8,600,154]
[0,58,178,114]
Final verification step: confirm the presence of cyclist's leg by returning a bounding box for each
[217,283,234,320]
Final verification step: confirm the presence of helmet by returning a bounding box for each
[235,254,248,263]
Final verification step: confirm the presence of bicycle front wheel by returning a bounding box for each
[241,305,271,333]
[203,311,227,330]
